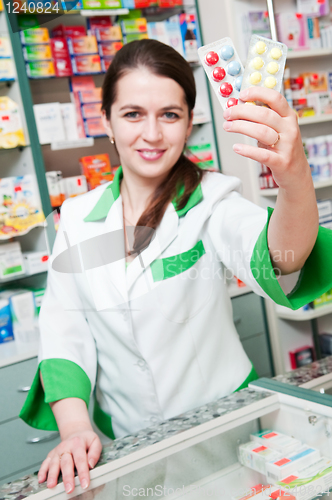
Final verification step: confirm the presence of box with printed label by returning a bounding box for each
[78,87,102,104]
[52,24,86,38]
[23,251,49,275]
[101,57,113,73]
[0,298,14,343]
[0,97,26,148]
[124,33,149,43]
[266,445,320,483]
[51,38,70,59]
[0,36,11,58]
[23,44,52,61]
[0,241,24,280]
[0,58,15,80]
[81,102,102,119]
[98,41,123,57]
[54,57,72,77]
[71,55,102,75]
[62,175,88,198]
[67,36,98,55]
[20,28,50,45]
[238,441,282,475]
[250,430,301,455]
[26,60,55,78]
[95,26,122,42]
[121,18,148,34]
[84,117,106,137]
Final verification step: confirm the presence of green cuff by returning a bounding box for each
[93,398,115,440]
[19,359,91,431]
[251,207,332,310]
[234,363,259,393]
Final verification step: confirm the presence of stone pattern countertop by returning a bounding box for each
[274,356,332,386]
[0,388,271,500]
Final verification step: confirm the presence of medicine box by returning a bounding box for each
[0,36,11,57]
[0,58,15,81]
[238,441,282,475]
[9,291,39,343]
[0,298,14,343]
[250,430,301,455]
[78,88,102,104]
[23,44,52,61]
[95,26,122,42]
[266,445,320,483]
[52,24,86,38]
[23,251,49,275]
[54,58,72,78]
[62,175,88,198]
[67,36,98,56]
[26,60,55,78]
[121,18,148,35]
[71,55,102,75]
[0,241,24,280]
[84,117,105,137]
[50,38,70,59]
[20,28,50,45]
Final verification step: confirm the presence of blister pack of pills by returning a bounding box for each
[198,37,244,110]
[241,35,288,94]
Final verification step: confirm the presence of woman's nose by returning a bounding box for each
[141,116,162,142]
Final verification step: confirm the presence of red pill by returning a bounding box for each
[219,82,233,97]
[226,98,238,108]
[212,67,226,82]
[205,51,219,66]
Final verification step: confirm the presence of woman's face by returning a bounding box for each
[102,68,194,182]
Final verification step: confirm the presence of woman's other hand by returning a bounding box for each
[38,428,102,494]
[222,87,308,191]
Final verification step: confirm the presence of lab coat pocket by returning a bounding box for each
[151,240,213,323]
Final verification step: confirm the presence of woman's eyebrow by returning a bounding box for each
[119,104,144,111]
[119,104,185,112]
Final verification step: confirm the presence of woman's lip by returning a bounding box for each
[137,150,166,161]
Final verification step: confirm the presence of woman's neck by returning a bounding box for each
[120,167,166,225]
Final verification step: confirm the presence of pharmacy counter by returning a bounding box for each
[3,368,332,500]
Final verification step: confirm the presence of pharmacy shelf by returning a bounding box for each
[0,269,47,284]
[287,48,332,60]
[80,8,129,16]
[0,79,15,88]
[0,222,45,241]
[0,144,27,152]
[298,115,332,126]
[276,303,332,321]
[260,178,332,197]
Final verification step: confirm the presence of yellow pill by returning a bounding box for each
[266,61,279,74]
[255,41,266,54]
[264,76,277,88]
[252,57,264,70]
[270,47,282,60]
[245,101,256,105]
[249,71,262,85]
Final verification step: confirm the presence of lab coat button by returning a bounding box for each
[150,416,159,424]
[137,360,147,370]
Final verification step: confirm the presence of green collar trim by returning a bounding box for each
[84,165,203,222]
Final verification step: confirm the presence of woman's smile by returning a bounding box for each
[136,149,167,161]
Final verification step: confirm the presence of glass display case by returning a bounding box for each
[3,369,332,500]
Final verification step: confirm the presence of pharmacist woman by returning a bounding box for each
[20,39,332,494]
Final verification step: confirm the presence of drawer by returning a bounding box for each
[242,332,272,378]
[0,417,60,481]
[232,293,265,341]
[0,357,38,423]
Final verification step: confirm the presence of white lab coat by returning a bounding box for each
[37,169,272,439]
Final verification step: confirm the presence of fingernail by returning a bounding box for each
[88,460,94,469]
[223,121,232,130]
[65,483,73,494]
[239,90,248,99]
[233,144,242,153]
[223,109,231,119]
[82,479,89,490]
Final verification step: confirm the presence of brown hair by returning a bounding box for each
[102,39,206,254]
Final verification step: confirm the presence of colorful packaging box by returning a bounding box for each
[52,24,86,38]
[79,153,113,189]
[101,57,113,72]
[0,59,15,80]
[84,117,106,137]
[71,54,102,74]
[78,87,102,104]
[121,18,148,34]
[0,97,26,149]
[250,431,301,455]
[276,13,309,51]
[95,25,122,41]
[179,13,199,63]
[266,445,320,483]
[26,60,55,78]
[70,76,96,138]
[62,175,88,198]
[60,102,80,140]
[23,44,52,61]
[124,33,149,43]
[0,241,24,280]
[20,28,50,45]
[87,16,112,31]
[33,102,65,144]
[67,35,98,55]
[302,72,329,94]
[46,171,65,207]
[289,346,315,369]
[9,291,39,343]
[54,57,72,77]
[50,38,70,59]
[23,251,49,275]
[238,441,282,475]
[82,0,121,8]
[0,298,14,343]
[81,102,102,118]
[0,36,11,58]
[98,41,123,57]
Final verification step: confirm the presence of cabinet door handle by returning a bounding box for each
[234,317,241,325]
[17,386,31,393]
[27,432,60,444]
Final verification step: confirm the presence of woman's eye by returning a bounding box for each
[164,112,179,119]
[124,112,140,119]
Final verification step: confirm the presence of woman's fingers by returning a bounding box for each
[239,87,294,118]
[223,119,279,147]
[87,436,103,469]
[224,101,284,132]
[38,456,52,483]
[71,443,91,490]
[232,142,280,166]
[46,456,61,489]
[60,452,76,494]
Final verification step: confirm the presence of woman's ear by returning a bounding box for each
[186,110,194,140]
[101,110,114,139]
